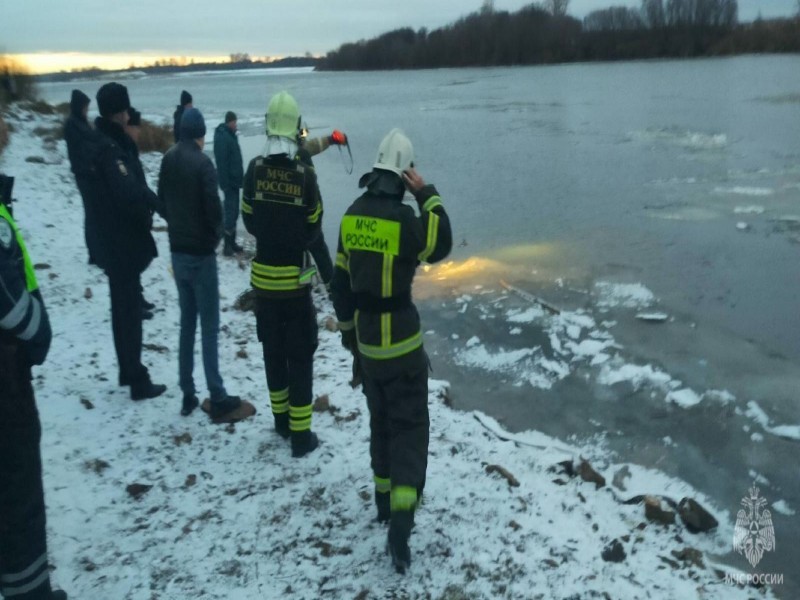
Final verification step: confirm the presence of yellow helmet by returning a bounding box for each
[265,91,301,140]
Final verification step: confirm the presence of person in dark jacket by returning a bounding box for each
[157,108,253,422]
[213,111,244,256]
[0,174,68,600]
[63,88,101,265]
[172,90,192,144]
[91,82,166,401]
[331,129,452,574]
[124,107,156,319]
[242,91,323,458]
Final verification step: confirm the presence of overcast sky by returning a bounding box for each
[3,0,796,59]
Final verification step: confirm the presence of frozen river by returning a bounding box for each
[40,55,800,596]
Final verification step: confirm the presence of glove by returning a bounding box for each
[329,130,347,146]
[340,328,356,351]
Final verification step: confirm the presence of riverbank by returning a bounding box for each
[0,103,781,599]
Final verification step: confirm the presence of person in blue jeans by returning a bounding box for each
[156,107,254,421]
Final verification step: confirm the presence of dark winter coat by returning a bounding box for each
[64,106,104,263]
[213,123,243,191]
[156,140,223,255]
[172,105,185,143]
[89,117,158,276]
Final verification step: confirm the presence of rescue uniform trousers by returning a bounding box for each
[255,294,318,429]
[0,345,55,599]
[362,362,429,499]
[107,270,148,386]
[308,231,333,285]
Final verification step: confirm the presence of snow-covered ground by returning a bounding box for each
[0,106,777,599]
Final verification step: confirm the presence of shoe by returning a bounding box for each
[130,381,167,401]
[141,309,154,320]
[181,394,199,416]
[50,591,68,600]
[291,431,319,458]
[387,511,414,574]
[119,374,130,387]
[142,298,155,311]
[375,490,390,524]
[274,413,290,439]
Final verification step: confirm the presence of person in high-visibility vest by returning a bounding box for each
[0,174,68,600]
[241,91,323,458]
[330,129,452,574]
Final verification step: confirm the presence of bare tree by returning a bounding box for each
[642,0,665,27]
[543,0,570,17]
[481,0,495,14]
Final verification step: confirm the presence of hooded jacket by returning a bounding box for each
[213,123,244,190]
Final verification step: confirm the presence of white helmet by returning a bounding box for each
[373,128,414,177]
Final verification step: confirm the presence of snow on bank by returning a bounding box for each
[0,107,775,599]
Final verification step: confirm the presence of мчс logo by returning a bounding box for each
[733,485,776,568]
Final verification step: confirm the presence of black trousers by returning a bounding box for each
[362,364,429,499]
[0,344,54,599]
[107,270,147,385]
[255,294,318,430]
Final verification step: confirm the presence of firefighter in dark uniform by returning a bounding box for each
[242,91,323,458]
[0,174,68,600]
[330,129,452,574]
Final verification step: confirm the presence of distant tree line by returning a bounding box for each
[34,56,321,84]
[319,0,800,70]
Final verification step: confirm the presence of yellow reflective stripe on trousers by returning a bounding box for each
[241,198,253,215]
[269,388,289,414]
[417,210,440,263]
[422,195,443,212]
[358,330,422,361]
[338,320,355,331]
[335,252,349,273]
[0,205,38,292]
[391,485,417,511]
[374,476,391,494]
[289,404,313,432]
[381,254,393,298]
[251,273,302,291]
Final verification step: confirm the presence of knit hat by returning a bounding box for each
[225,111,237,124]
[69,89,90,116]
[180,107,206,140]
[96,82,130,118]
[128,107,142,127]
[180,90,193,106]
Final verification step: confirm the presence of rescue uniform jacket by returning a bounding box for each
[331,182,451,371]
[241,152,322,299]
[90,117,158,276]
[0,204,52,377]
[157,140,223,255]
[213,123,243,190]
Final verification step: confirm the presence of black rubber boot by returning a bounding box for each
[375,490,390,524]
[181,394,199,416]
[274,413,290,439]
[223,233,235,257]
[291,430,319,458]
[387,510,414,574]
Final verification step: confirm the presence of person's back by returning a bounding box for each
[158,139,221,255]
